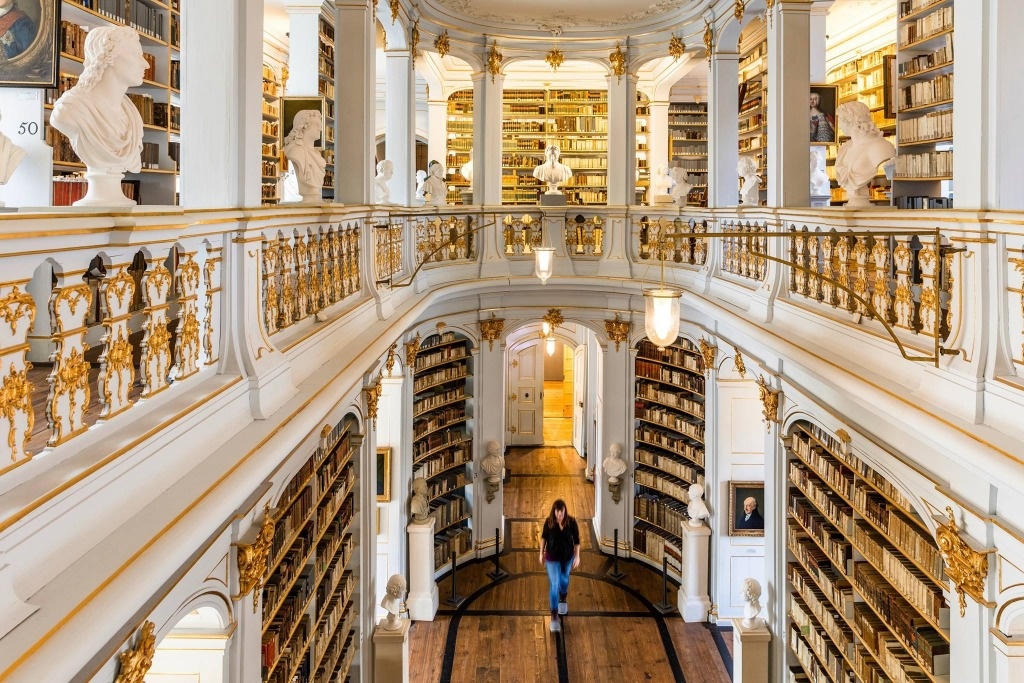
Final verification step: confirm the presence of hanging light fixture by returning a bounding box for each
[535,217,555,284]
[643,237,681,350]
[545,336,557,356]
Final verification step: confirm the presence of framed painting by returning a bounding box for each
[376,446,392,503]
[728,481,765,537]
[809,84,838,145]
[0,0,61,88]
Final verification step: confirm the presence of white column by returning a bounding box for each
[284,1,322,96]
[731,617,771,683]
[648,100,670,171]
[809,2,832,82]
[334,0,375,204]
[607,74,638,206]
[472,71,504,206]
[708,52,740,207]
[406,520,439,620]
[385,49,415,205]
[598,342,631,553]
[678,520,712,621]
[427,98,447,171]
[765,1,812,207]
[950,596,991,683]
[182,0,263,208]
[473,334,506,550]
[994,632,1024,683]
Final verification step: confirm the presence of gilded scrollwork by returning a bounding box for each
[47,344,91,446]
[405,333,421,368]
[236,503,275,613]
[0,284,36,335]
[757,375,780,430]
[604,314,630,352]
[698,338,717,375]
[141,263,172,397]
[113,620,157,683]
[100,328,134,418]
[479,314,505,351]
[385,342,398,376]
[364,375,383,428]
[0,365,33,462]
[936,506,992,617]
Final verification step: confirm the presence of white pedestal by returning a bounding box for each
[373,618,411,683]
[731,618,771,683]
[677,521,711,622]
[810,193,831,208]
[75,170,135,207]
[407,520,439,621]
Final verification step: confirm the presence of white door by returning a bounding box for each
[572,343,586,456]
[508,339,544,446]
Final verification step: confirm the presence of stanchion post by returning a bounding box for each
[654,555,675,613]
[445,548,466,606]
[487,525,509,580]
[606,528,626,581]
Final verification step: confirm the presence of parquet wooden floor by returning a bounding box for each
[408,445,733,683]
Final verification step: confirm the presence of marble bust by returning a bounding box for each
[375,159,394,204]
[834,101,896,207]
[649,165,672,204]
[0,112,26,206]
[602,443,627,503]
[669,166,692,205]
[282,109,326,204]
[737,156,761,206]
[533,144,573,194]
[414,170,427,200]
[480,440,505,503]
[810,147,831,197]
[380,573,407,631]
[410,477,430,524]
[740,577,763,628]
[686,483,710,527]
[50,26,148,206]
[460,151,473,185]
[421,160,447,206]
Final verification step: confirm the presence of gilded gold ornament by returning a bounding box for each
[609,43,627,81]
[487,40,503,83]
[546,47,564,71]
[936,506,992,617]
[411,20,420,58]
[113,620,156,683]
[364,375,383,428]
[0,364,33,461]
[235,503,275,613]
[732,346,747,378]
[389,0,399,23]
[757,375,780,429]
[668,34,685,61]
[405,333,422,367]
[604,314,631,351]
[703,18,714,66]
[734,0,745,22]
[479,314,505,351]
[385,342,398,376]
[434,29,450,58]
[698,338,717,375]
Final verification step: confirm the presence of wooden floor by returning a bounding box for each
[408,446,733,683]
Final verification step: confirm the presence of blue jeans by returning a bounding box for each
[545,559,572,611]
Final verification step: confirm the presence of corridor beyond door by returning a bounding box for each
[543,342,574,447]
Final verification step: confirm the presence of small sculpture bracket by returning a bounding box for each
[934,506,996,617]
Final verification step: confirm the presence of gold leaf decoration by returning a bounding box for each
[235,503,275,613]
[0,284,36,336]
[668,34,685,61]
[0,365,33,462]
[698,338,717,375]
[479,314,505,351]
[405,333,422,368]
[757,375,780,429]
[113,620,157,683]
[546,46,564,71]
[765,0,776,27]
[385,342,398,376]
[487,40,503,83]
[364,375,383,428]
[732,346,747,378]
[734,0,745,22]
[389,0,399,23]
[604,314,631,352]
[434,29,450,58]
[936,506,991,617]
[609,43,627,81]
[411,19,420,58]
[704,18,714,67]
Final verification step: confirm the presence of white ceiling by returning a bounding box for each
[423,0,694,30]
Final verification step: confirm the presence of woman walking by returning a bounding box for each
[540,499,581,632]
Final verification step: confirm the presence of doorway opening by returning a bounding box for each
[543,340,573,445]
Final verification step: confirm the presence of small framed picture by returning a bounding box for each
[883,54,896,120]
[376,447,392,503]
[809,84,838,145]
[0,0,61,88]
[728,481,765,537]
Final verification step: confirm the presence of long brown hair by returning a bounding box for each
[545,499,572,529]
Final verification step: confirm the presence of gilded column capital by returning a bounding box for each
[604,314,631,351]
[757,375,781,430]
[404,333,421,369]
[234,503,275,613]
[936,506,995,617]
[698,338,717,375]
[479,314,505,351]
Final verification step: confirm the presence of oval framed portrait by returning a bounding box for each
[0,0,59,88]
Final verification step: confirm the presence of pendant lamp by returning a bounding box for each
[643,238,681,350]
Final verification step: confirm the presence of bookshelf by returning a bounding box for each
[786,420,951,683]
[502,89,609,205]
[825,45,897,205]
[738,28,768,204]
[632,337,707,582]
[260,416,360,683]
[636,92,650,205]
[261,63,282,205]
[318,11,336,200]
[412,331,474,574]
[668,101,709,207]
[48,0,182,205]
[893,0,954,209]
[445,89,473,205]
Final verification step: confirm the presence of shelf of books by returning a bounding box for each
[632,337,707,583]
[636,92,650,205]
[412,331,475,576]
[738,24,768,204]
[668,101,709,207]
[260,415,360,683]
[502,89,609,206]
[893,0,954,209]
[786,420,951,683]
[825,45,897,205]
[49,0,182,205]
[318,11,336,200]
[261,63,282,205]
[445,89,473,205]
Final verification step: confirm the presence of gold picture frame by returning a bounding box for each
[376,447,392,502]
[728,481,765,537]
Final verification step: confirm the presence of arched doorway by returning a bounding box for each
[506,332,585,453]
[149,604,231,683]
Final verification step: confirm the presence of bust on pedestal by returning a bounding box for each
[375,159,394,204]
[732,578,771,683]
[0,112,26,208]
[375,574,411,683]
[407,478,439,620]
[737,157,761,206]
[834,101,896,208]
[50,26,148,207]
[421,160,447,206]
[809,147,831,207]
[282,109,326,204]
[533,144,572,205]
[669,167,692,206]
[649,165,673,204]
